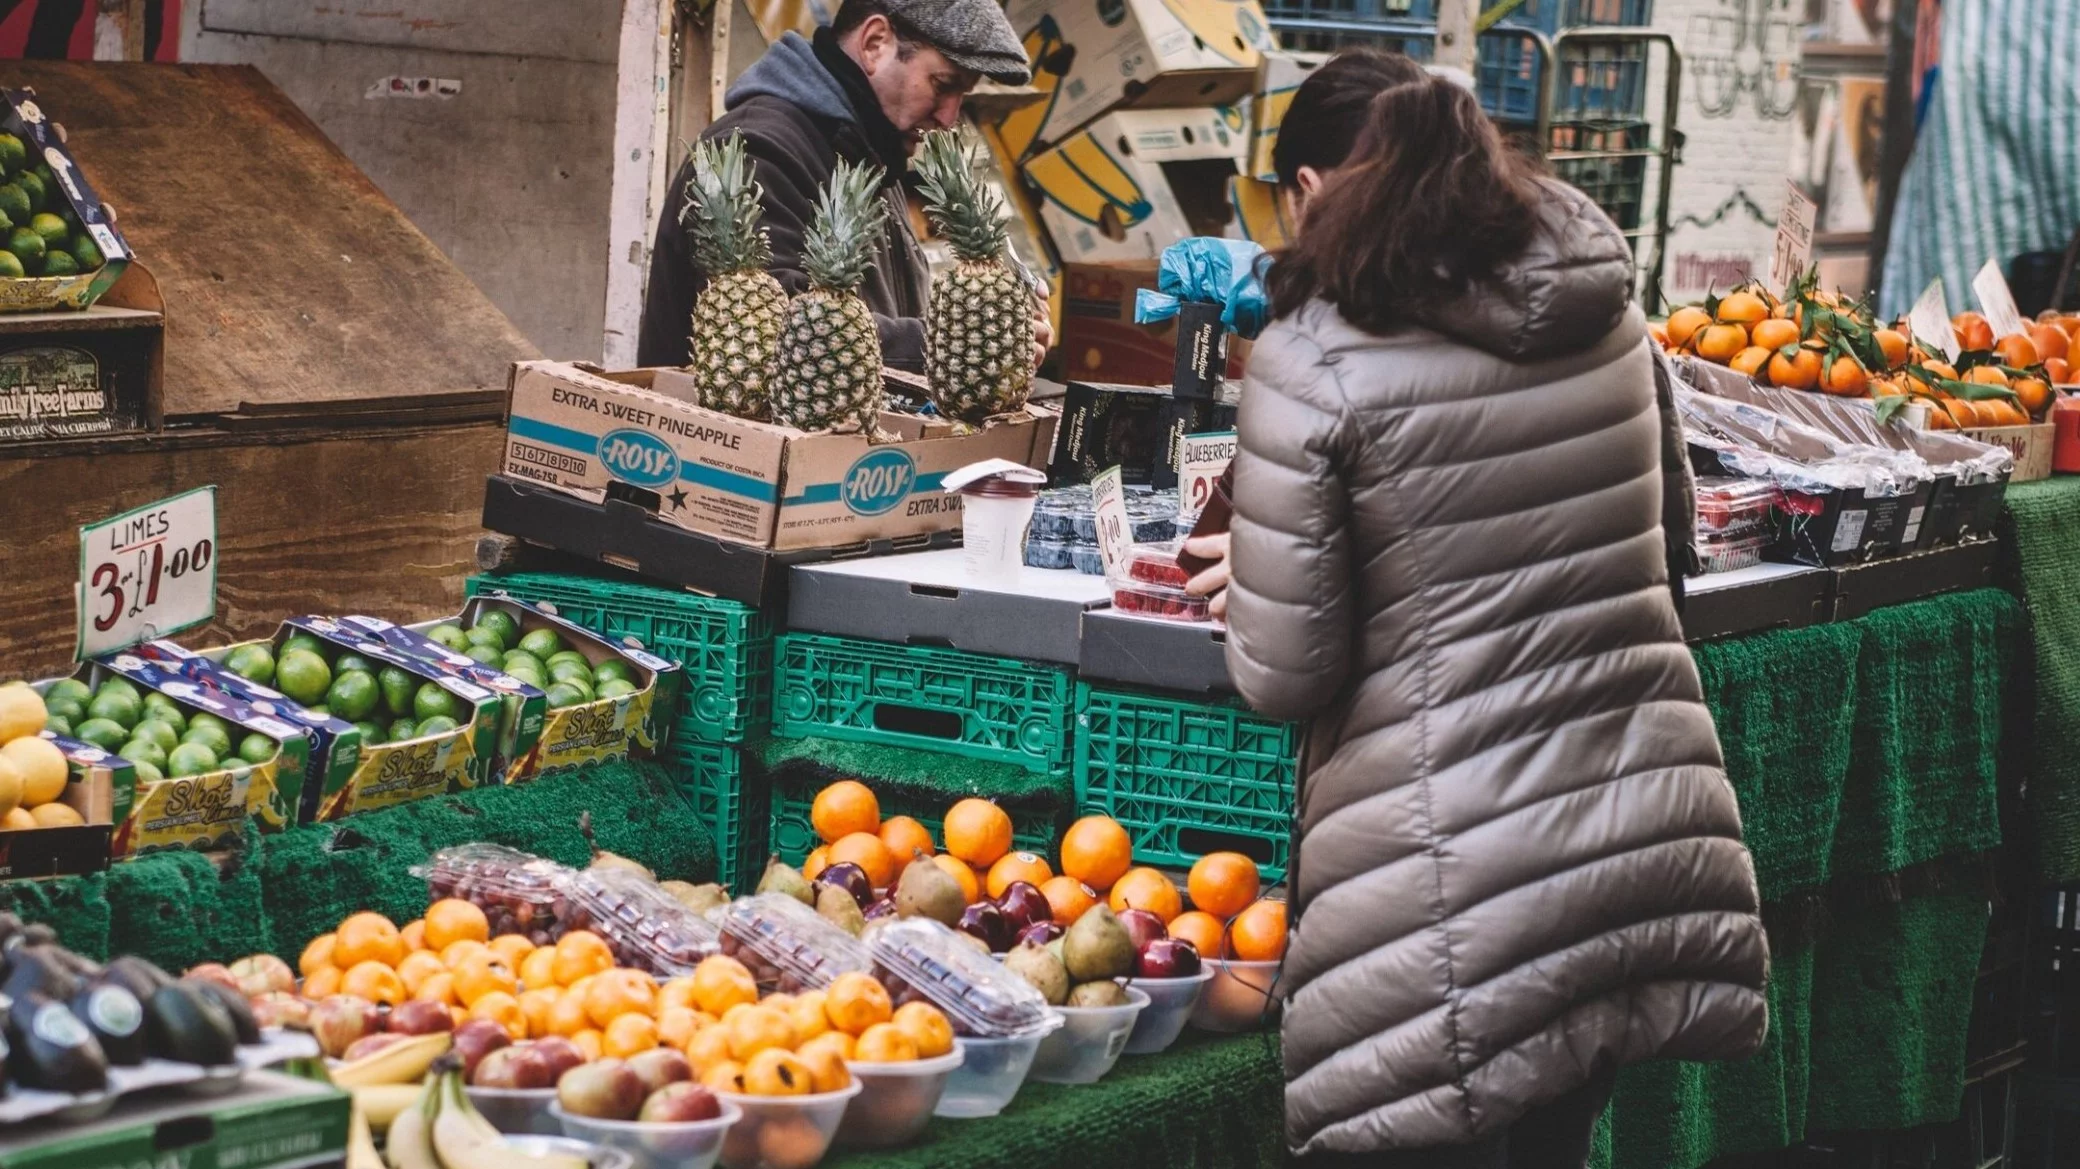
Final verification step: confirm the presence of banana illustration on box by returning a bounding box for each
[1227,174,1290,249]
[1157,0,1271,66]
[1024,132,1154,241]
[994,16,1072,163]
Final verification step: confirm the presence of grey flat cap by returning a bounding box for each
[889,0,1031,85]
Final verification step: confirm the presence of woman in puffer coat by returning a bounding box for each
[1215,50,1770,1168]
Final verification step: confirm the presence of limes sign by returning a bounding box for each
[76,486,218,660]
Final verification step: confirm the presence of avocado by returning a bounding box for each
[71,979,146,1065]
[188,979,260,1045]
[145,982,238,1066]
[4,948,81,1004]
[103,956,173,1002]
[7,992,108,1094]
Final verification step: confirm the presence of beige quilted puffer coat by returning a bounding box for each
[1226,183,1769,1156]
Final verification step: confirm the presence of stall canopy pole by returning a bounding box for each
[1435,0,1477,73]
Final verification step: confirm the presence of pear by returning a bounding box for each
[1002,941,1069,1005]
[1062,905,1136,983]
[579,810,654,881]
[816,883,867,936]
[756,856,814,906]
[893,850,964,926]
[662,880,729,915]
[1068,980,1128,1008]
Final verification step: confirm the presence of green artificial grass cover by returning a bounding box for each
[754,735,1074,810]
[2001,478,2080,881]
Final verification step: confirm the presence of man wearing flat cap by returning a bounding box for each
[638,0,1046,376]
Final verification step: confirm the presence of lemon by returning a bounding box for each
[0,754,22,819]
[3,736,69,806]
[0,685,48,745]
[30,804,83,828]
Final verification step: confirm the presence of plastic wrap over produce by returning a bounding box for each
[1677,387,1924,498]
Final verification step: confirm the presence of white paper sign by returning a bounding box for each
[76,486,218,660]
[1769,180,1818,294]
[1973,259,2030,341]
[1091,467,1132,579]
[1909,279,1961,363]
[1176,430,1237,519]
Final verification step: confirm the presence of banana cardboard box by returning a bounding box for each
[994,0,1273,162]
[43,655,312,858]
[1247,50,1325,181]
[1059,260,1252,388]
[1024,106,1248,265]
[502,362,1057,553]
[0,733,119,876]
[1226,174,1292,249]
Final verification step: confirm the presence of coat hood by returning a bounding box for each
[726,32,853,122]
[1415,179,1634,363]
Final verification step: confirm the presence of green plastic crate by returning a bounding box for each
[772,634,1075,775]
[768,780,1061,870]
[468,572,772,743]
[1074,683,1298,882]
[665,741,770,894]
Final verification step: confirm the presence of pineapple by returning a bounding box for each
[682,132,790,420]
[771,158,889,434]
[914,130,1035,425]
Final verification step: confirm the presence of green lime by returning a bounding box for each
[0,184,28,226]
[43,715,70,736]
[130,759,162,784]
[281,633,328,659]
[427,624,469,651]
[7,226,44,269]
[44,695,85,726]
[0,252,22,279]
[326,671,379,721]
[86,690,141,730]
[592,660,636,687]
[465,643,503,666]
[334,653,376,676]
[388,718,417,742]
[276,649,332,706]
[16,172,45,213]
[95,678,142,705]
[518,628,565,660]
[464,625,508,653]
[416,715,459,736]
[45,679,91,708]
[186,711,229,740]
[238,733,277,765]
[0,134,24,175]
[27,212,65,250]
[180,723,233,761]
[503,666,545,690]
[140,694,186,733]
[225,644,276,686]
[545,651,589,672]
[378,666,418,717]
[38,248,75,277]
[548,658,593,685]
[543,682,590,710]
[131,718,179,753]
[473,611,520,648]
[167,742,219,778]
[70,231,101,271]
[500,650,546,676]
[74,718,128,753]
[352,721,386,747]
[412,683,462,724]
[31,163,51,187]
[597,678,639,700]
[119,739,167,770]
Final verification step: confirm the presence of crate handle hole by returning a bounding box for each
[872,704,963,741]
[1177,828,1276,867]
[909,584,962,600]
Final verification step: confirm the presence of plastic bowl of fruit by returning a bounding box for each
[469,1085,562,1135]
[932,1018,1062,1118]
[836,1045,966,1148]
[1189,959,1283,1033]
[552,1100,742,1169]
[1124,968,1217,1054]
[1028,987,1150,1084]
[715,1082,862,1169]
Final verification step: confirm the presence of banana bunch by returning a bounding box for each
[384,1057,585,1169]
[334,1033,453,1090]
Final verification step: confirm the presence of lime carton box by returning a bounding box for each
[40,656,310,858]
[0,1068,348,1169]
[331,611,550,783]
[1023,107,1248,265]
[352,596,682,777]
[0,89,133,313]
[0,732,118,877]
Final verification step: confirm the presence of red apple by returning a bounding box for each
[957,901,1010,952]
[997,882,1052,932]
[310,994,381,1059]
[229,955,296,1000]
[251,992,312,1031]
[451,1019,513,1080]
[342,1032,410,1062]
[558,1058,646,1122]
[1136,936,1202,979]
[531,1036,585,1082]
[641,1081,722,1123]
[473,1043,555,1090]
[386,999,455,1036]
[1118,909,1167,953]
[1016,920,1063,947]
[625,1047,693,1095]
[184,963,242,995]
[816,862,874,910]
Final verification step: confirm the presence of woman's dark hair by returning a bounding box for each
[1267,49,1545,332]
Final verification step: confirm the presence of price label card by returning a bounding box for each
[1769,179,1818,294]
[1973,258,2030,341]
[1177,430,1238,519]
[76,486,218,660]
[1909,278,1961,362]
[1091,466,1132,579]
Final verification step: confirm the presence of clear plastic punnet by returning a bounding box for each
[1695,533,1770,574]
[866,918,1056,1039]
[1677,387,1925,498]
[414,843,574,946]
[557,867,721,977]
[718,893,872,992]
[1693,477,1776,538]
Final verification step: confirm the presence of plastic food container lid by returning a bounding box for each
[414,843,569,906]
[719,894,872,991]
[561,868,722,977]
[867,918,1057,1039]
[1110,580,1213,622]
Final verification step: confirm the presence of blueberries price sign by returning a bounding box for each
[1091,466,1133,579]
[1177,430,1237,519]
[76,486,218,660]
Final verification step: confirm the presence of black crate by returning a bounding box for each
[1548,119,1649,232]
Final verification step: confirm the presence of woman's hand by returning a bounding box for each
[1182,532,1232,620]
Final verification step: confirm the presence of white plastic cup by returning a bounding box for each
[960,484,1040,585]
[933,1019,1061,1118]
[468,1085,561,1136]
[715,1081,862,1169]
[1188,959,1283,1033]
[1028,987,1150,1084]
[1123,968,1216,1054]
[551,1100,742,1169]
[837,1046,965,1148]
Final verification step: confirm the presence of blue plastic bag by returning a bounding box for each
[1132,238,1271,340]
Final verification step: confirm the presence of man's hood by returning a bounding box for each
[726,32,853,123]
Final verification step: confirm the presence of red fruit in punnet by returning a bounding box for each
[1135,937,1201,979]
[532,1036,586,1082]
[385,1000,455,1035]
[641,1081,722,1123]
[310,994,381,1059]
[473,1042,555,1089]
[341,1032,410,1063]
[1117,909,1167,953]
[451,1018,513,1079]
[997,882,1051,932]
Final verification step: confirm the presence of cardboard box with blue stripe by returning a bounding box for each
[502,362,1058,552]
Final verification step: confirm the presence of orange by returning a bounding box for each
[341,960,406,1006]
[827,831,897,890]
[1995,333,2040,370]
[519,988,561,1038]
[400,920,427,953]
[1954,312,1995,352]
[1039,876,1100,925]
[1694,324,1749,364]
[798,1029,854,1061]
[333,913,404,970]
[396,950,447,997]
[1944,398,1983,428]
[853,1023,919,1063]
[302,965,342,1000]
[659,976,700,1014]
[413,972,458,1007]
[1664,306,1710,349]
[891,1001,954,1058]
[1767,347,1822,390]
[298,933,336,978]
[572,1029,605,1063]
[658,1005,703,1050]
[547,988,591,1037]
[519,946,559,992]
[489,933,536,969]
[787,990,831,1045]
[603,1011,661,1058]
[1924,401,1959,430]
[551,931,615,987]
[824,971,893,1036]
[1228,899,1288,961]
[1059,815,1133,892]
[811,780,881,844]
[685,1024,735,1074]
[726,1005,796,1061]
[1729,346,1771,377]
[796,1040,853,1094]
[1187,853,1263,919]
[878,816,935,875]
[1966,366,2011,388]
[423,899,490,953]
[1749,317,1799,352]
[803,845,830,881]
[2044,357,2071,385]
[1108,866,1183,923]
[691,955,759,1017]
[741,1049,814,1096]
[2014,377,2054,416]
[986,851,1053,898]
[1821,355,1869,397]
[584,967,661,1028]
[943,799,1013,867]
[470,991,528,1041]
[1715,291,1769,326]
[439,939,489,970]
[1875,328,1910,369]
[451,1007,470,1030]
[2031,323,2070,363]
[453,951,519,1008]
[930,854,982,904]
[1648,321,1671,349]
[1168,910,1227,958]
[1924,360,1960,383]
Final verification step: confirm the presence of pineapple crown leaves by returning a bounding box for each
[681,133,773,277]
[912,130,1011,263]
[801,158,887,295]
